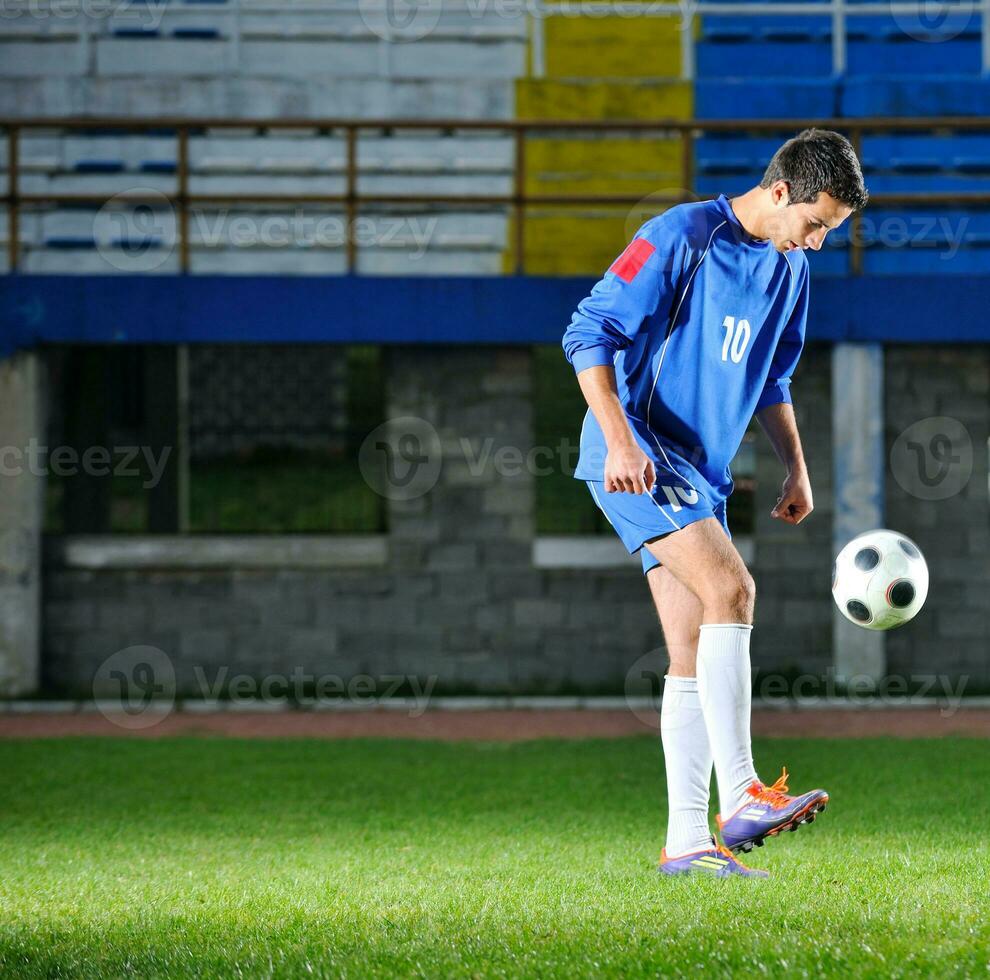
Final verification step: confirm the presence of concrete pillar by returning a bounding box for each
[0,351,46,695]
[831,342,885,683]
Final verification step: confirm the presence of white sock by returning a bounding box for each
[660,674,714,857]
[696,624,759,820]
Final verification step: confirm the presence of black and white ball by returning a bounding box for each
[832,530,929,631]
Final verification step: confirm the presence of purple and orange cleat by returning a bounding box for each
[717,767,829,854]
[658,836,769,878]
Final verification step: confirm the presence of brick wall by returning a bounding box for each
[885,346,990,690]
[40,344,989,697]
[752,344,834,679]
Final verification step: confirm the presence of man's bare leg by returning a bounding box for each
[646,564,704,677]
[642,518,754,627]
[642,519,757,822]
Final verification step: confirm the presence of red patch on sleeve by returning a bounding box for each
[609,238,656,284]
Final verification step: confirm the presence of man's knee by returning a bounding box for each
[699,568,755,623]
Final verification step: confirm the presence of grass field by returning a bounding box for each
[0,736,987,978]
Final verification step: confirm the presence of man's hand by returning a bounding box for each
[771,466,813,524]
[604,442,655,494]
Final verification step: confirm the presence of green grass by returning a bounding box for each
[0,737,987,978]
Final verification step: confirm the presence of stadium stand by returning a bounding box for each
[1,1,989,275]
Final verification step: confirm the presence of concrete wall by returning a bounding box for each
[885,346,990,689]
[38,343,990,698]
[43,346,662,698]
[752,344,835,680]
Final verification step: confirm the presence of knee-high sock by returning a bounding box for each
[696,624,759,820]
[660,674,714,856]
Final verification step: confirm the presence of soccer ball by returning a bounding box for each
[832,529,929,631]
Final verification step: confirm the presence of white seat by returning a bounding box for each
[95,38,231,76]
[187,174,346,194]
[0,40,86,76]
[239,39,377,77]
[196,156,256,173]
[357,173,513,196]
[358,250,502,276]
[390,39,526,79]
[20,173,176,195]
[21,247,180,274]
[190,248,348,275]
[256,157,320,173]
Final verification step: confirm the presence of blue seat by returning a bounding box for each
[955,157,990,174]
[842,76,990,116]
[807,247,850,277]
[697,39,831,76]
[889,157,943,174]
[172,27,222,39]
[863,134,990,175]
[864,173,990,193]
[696,157,756,176]
[695,135,785,177]
[700,25,754,42]
[45,237,97,249]
[140,161,177,174]
[695,175,753,196]
[866,208,990,235]
[847,37,980,74]
[112,28,159,38]
[701,13,830,37]
[111,237,165,249]
[865,248,988,275]
[74,160,126,173]
[696,78,838,118]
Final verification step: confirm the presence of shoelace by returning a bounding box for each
[715,842,746,866]
[751,766,792,809]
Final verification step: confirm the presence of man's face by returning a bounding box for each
[765,183,853,254]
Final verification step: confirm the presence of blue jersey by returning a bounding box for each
[562,193,809,504]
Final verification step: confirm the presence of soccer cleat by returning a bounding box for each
[717,767,829,854]
[658,835,769,878]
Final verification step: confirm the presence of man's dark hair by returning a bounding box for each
[760,128,869,211]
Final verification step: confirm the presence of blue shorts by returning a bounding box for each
[586,479,731,575]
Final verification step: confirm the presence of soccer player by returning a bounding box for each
[561,129,868,878]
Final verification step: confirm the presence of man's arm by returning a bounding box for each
[576,365,655,494]
[756,401,813,525]
[561,222,684,495]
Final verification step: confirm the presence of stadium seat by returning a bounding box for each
[73,161,126,174]
[696,79,839,118]
[842,76,990,116]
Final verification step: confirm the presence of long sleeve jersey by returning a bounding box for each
[562,193,809,503]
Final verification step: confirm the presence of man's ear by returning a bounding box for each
[771,180,790,207]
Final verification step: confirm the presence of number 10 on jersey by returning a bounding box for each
[721,315,751,364]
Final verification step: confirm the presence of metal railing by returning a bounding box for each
[4,115,990,276]
[2,0,987,78]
